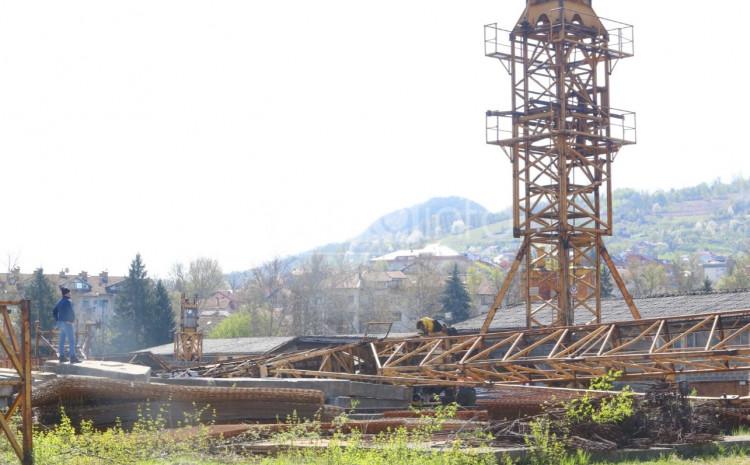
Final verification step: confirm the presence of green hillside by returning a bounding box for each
[313,178,750,265]
[438,178,750,262]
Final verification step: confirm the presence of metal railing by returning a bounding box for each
[484,9,634,62]
[486,107,636,147]
[607,108,637,145]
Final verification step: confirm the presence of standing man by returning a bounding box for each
[53,287,80,363]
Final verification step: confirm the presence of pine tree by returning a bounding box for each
[440,264,472,323]
[23,268,58,333]
[601,266,614,298]
[113,254,152,351]
[147,280,175,347]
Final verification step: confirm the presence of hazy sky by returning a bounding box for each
[0,0,746,276]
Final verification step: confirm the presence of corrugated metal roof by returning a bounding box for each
[136,333,420,357]
[137,336,297,356]
[455,290,750,331]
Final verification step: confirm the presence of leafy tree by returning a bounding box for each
[208,310,252,338]
[720,254,750,290]
[146,280,175,347]
[641,263,668,297]
[601,266,614,298]
[112,254,152,352]
[440,264,472,323]
[23,268,57,332]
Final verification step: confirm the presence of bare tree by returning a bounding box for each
[240,257,291,336]
[187,258,226,301]
[406,260,443,319]
[288,254,330,335]
[671,255,703,293]
[168,263,187,293]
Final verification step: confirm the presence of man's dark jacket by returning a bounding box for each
[53,297,75,322]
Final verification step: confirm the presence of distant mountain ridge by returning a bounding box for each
[359,197,501,242]
[314,197,507,260]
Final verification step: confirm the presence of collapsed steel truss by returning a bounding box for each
[485,0,637,328]
[263,310,750,387]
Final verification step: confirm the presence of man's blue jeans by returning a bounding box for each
[57,321,76,359]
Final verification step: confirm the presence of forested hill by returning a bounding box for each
[313,178,750,262]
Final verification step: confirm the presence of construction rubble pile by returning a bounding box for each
[14,358,749,460]
[486,382,723,452]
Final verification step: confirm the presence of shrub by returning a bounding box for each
[565,371,634,425]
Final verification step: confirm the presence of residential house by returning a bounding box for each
[199,290,240,332]
[703,260,730,283]
[371,244,472,273]
[55,271,126,325]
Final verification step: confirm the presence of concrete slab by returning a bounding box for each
[44,360,151,382]
[0,368,57,383]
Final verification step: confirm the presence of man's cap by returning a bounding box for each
[60,287,70,295]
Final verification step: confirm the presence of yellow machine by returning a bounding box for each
[416,317,458,337]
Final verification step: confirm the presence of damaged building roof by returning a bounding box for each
[137,336,298,357]
[455,289,750,332]
[136,333,418,359]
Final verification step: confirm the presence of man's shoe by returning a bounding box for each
[58,356,68,363]
[69,357,82,364]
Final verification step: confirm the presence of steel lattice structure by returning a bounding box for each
[485,0,638,329]
[174,296,203,362]
[262,310,750,387]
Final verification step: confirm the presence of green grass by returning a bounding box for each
[3,402,749,465]
[137,450,750,465]
[593,452,750,465]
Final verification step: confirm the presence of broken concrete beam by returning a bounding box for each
[36,400,343,428]
[44,360,151,382]
[156,377,412,402]
[33,375,325,406]
[33,375,339,427]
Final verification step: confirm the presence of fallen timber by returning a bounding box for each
[200,309,750,387]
